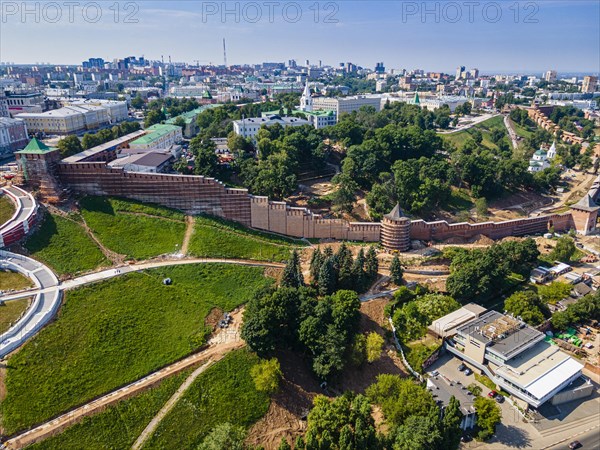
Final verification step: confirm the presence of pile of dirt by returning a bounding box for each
[359,299,389,333]
[469,234,495,245]
[204,307,224,331]
[264,266,282,280]
[443,236,467,245]
[500,236,525,243]
[246,380,313,450]
[247,351,321,449]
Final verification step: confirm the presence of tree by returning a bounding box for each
[309,248,323,285]
[390,409,443,450]
[538,282,572,305]
[281,250,304,288]
[474,397,502,441]
[250,358,283,395]
[130,95,144,109]
[390,255,403,286]
[173,116,186,129]
[304,393,379,450]
[189,137,220,177]
[366,332,384,363]
[351,248,366,291]
[504,291,548,325]
[441,396,464,450]
[198,423,246,450]
[317,257,336,296]
[144,109,166,128]
[467,383,482,397]
[365,247,379,282]
[278,437,292,450]
[367,374,436,427]
[348,333,367,367]
[551,236,576,262]
[475,197,488,217]
[56,135,83,158]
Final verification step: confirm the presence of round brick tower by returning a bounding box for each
[381,204,411,252]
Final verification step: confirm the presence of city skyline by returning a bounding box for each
[1,0,599,72]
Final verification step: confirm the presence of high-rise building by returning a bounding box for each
[544,70,557,83]
[375,62,385,74]
[456,66,466,80]
[468,68,479,79]
[0,93,9,118]
[582,76,598,93]
[82,58,105,69]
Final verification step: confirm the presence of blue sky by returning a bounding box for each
[1,1,599,72]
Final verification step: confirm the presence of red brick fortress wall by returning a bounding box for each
[57,162,252,225]
[409,213,574,242]
[55,162,586,245]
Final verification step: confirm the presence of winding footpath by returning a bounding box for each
[0,257,283,359]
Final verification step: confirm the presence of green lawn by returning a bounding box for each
[510,119,536,139]
[24,213,109,276]
[29,370,190,450]
[0,264,272,434]
[188,215,303,262]
[442,187,474,213]
[144,349,270,449]
[0,270,33,291]
[0,297,32,335]
[440,116,508,152]
[404,335,442,374]
[0,195,15,225]
[79,197,187,260]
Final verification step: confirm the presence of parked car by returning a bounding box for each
[495,395,504,403]
[458,363,466,371]
[429,370,439,377]
[460,434,473,443]
[488,390,498,398]
[464,368,473,375]
[569,440,582,449]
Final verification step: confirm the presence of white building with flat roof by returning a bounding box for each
[439,308,589,409]
[233,115,310,139]
[312,95,382,120]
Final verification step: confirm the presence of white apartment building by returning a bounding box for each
[233,115,310,140]
[62,99,128,123]
[169,85,210,98]
[312,95,382,120]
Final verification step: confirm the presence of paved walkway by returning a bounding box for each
[437,113,500,135]
[0,257,283,359]
[0,185,37,248]
[0,251,60,359]
[504,115,520,149]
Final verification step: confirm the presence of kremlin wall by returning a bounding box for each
[12,138,600,251]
